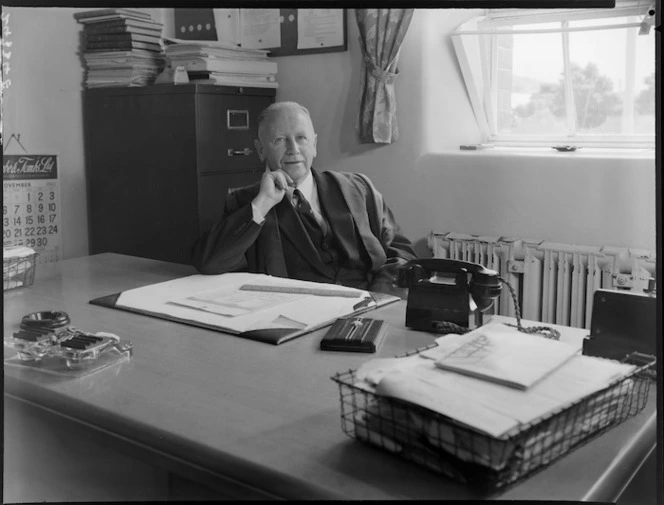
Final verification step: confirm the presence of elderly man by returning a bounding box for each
[191,101,416,296]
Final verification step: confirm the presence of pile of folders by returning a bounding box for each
[163,36,278,88]
[74,8,165,88]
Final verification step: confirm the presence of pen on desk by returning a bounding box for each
[353,295,376,311]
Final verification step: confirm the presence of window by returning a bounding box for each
[452,2,656,148]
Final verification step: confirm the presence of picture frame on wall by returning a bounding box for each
[175,8,347,57]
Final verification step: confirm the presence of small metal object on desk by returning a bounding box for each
[552,145,579,152]
[5,310,133,370]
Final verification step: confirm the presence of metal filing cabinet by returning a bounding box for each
[84,84,275,264]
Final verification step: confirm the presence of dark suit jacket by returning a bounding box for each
[191,169,416,294]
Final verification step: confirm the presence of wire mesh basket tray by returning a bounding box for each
[3,246,38,291]
[331,345,655,494]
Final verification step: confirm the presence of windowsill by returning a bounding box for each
[450,146,656,159]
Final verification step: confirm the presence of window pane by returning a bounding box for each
[633,29,656,134]
[569,16,637,28]
[568,20,655,135]
[497,31,567,136]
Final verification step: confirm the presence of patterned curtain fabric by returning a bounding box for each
[355,9,414,144]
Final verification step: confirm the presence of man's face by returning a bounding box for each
[255,107,317,186]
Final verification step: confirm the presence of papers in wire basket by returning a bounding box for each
[433,323,579,389]
[354,323,636,438]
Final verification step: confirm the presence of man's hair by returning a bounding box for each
[256,101,313,138]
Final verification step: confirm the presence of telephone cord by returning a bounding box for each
[497,275,561,340]
[431,277,561,340]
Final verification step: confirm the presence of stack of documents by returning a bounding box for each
[93,272,398,345]
[348,322,638,473]
[162,36,278,88]
[354,323,636,438]
[75,9,165,88]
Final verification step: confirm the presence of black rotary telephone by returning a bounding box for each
[397,258,560,339]
[397,259,502,333]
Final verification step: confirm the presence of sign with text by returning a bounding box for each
[3,154,62,264]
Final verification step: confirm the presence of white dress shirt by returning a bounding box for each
[251,171,326,229]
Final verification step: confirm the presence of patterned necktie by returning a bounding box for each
[293,189,328,236]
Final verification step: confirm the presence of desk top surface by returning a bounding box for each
[3,253,657,500]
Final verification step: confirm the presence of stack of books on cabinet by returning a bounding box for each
[163,37,278,88]
[74,8,165,88]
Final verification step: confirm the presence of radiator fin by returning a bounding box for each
[428,232,656,329]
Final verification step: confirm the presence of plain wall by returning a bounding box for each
[2,8,657,261]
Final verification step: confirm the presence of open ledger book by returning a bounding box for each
[90,273,400,345]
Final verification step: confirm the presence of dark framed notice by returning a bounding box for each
[175,8,347,57]
[264,8,347,57]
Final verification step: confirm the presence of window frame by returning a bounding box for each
[451,3,656,149]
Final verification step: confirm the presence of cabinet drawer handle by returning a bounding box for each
[227,148,253,157]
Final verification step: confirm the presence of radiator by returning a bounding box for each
[428,232,656,329]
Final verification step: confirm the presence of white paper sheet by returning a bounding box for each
[171,288,306,317]
[115,273,372,334]
[212,8,241,46]
[355,323,635,438]
[297,9,344,49]
[240,9,281,49]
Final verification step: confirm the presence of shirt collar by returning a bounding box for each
[294,170,315,202]
[289,169,321,214]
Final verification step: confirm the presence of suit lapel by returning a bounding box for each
[274,196,333,277]
[315,171,361,263]
[324,171,385,272]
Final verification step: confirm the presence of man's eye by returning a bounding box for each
[273,138,285,144]
[297,136,308,143]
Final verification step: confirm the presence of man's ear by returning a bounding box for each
[312,133,318,158]
[254,139,265,161]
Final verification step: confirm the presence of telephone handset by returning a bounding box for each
[397,258,502,333]
[397,258,560,339]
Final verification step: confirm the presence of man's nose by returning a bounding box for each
[285,136,300,153]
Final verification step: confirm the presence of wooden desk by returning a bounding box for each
[3,254,658,501]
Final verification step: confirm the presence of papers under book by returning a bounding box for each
[352,323,636,438]
[90,273,399,345]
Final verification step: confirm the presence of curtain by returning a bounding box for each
[355,9,414,144]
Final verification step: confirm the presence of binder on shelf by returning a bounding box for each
[85,41,162,52]
[85,33,162,44]
[187,72,278,88]
[74,8,153,20]
[82,19,164,33]
[163,39,269,60]
[166,57,278,75]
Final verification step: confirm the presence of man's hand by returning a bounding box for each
[252,166,294,216]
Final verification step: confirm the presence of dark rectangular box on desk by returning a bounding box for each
[583,289,657,361]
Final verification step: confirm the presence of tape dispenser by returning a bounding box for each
[5,310,133,370]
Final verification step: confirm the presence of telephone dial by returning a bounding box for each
[397,259,502,333]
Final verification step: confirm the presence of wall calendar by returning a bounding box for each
[3,154,62,264]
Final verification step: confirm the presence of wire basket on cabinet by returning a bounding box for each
[331,346,655,494]
[3,246,38,291]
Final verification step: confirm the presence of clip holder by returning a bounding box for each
[6,323,133,371]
